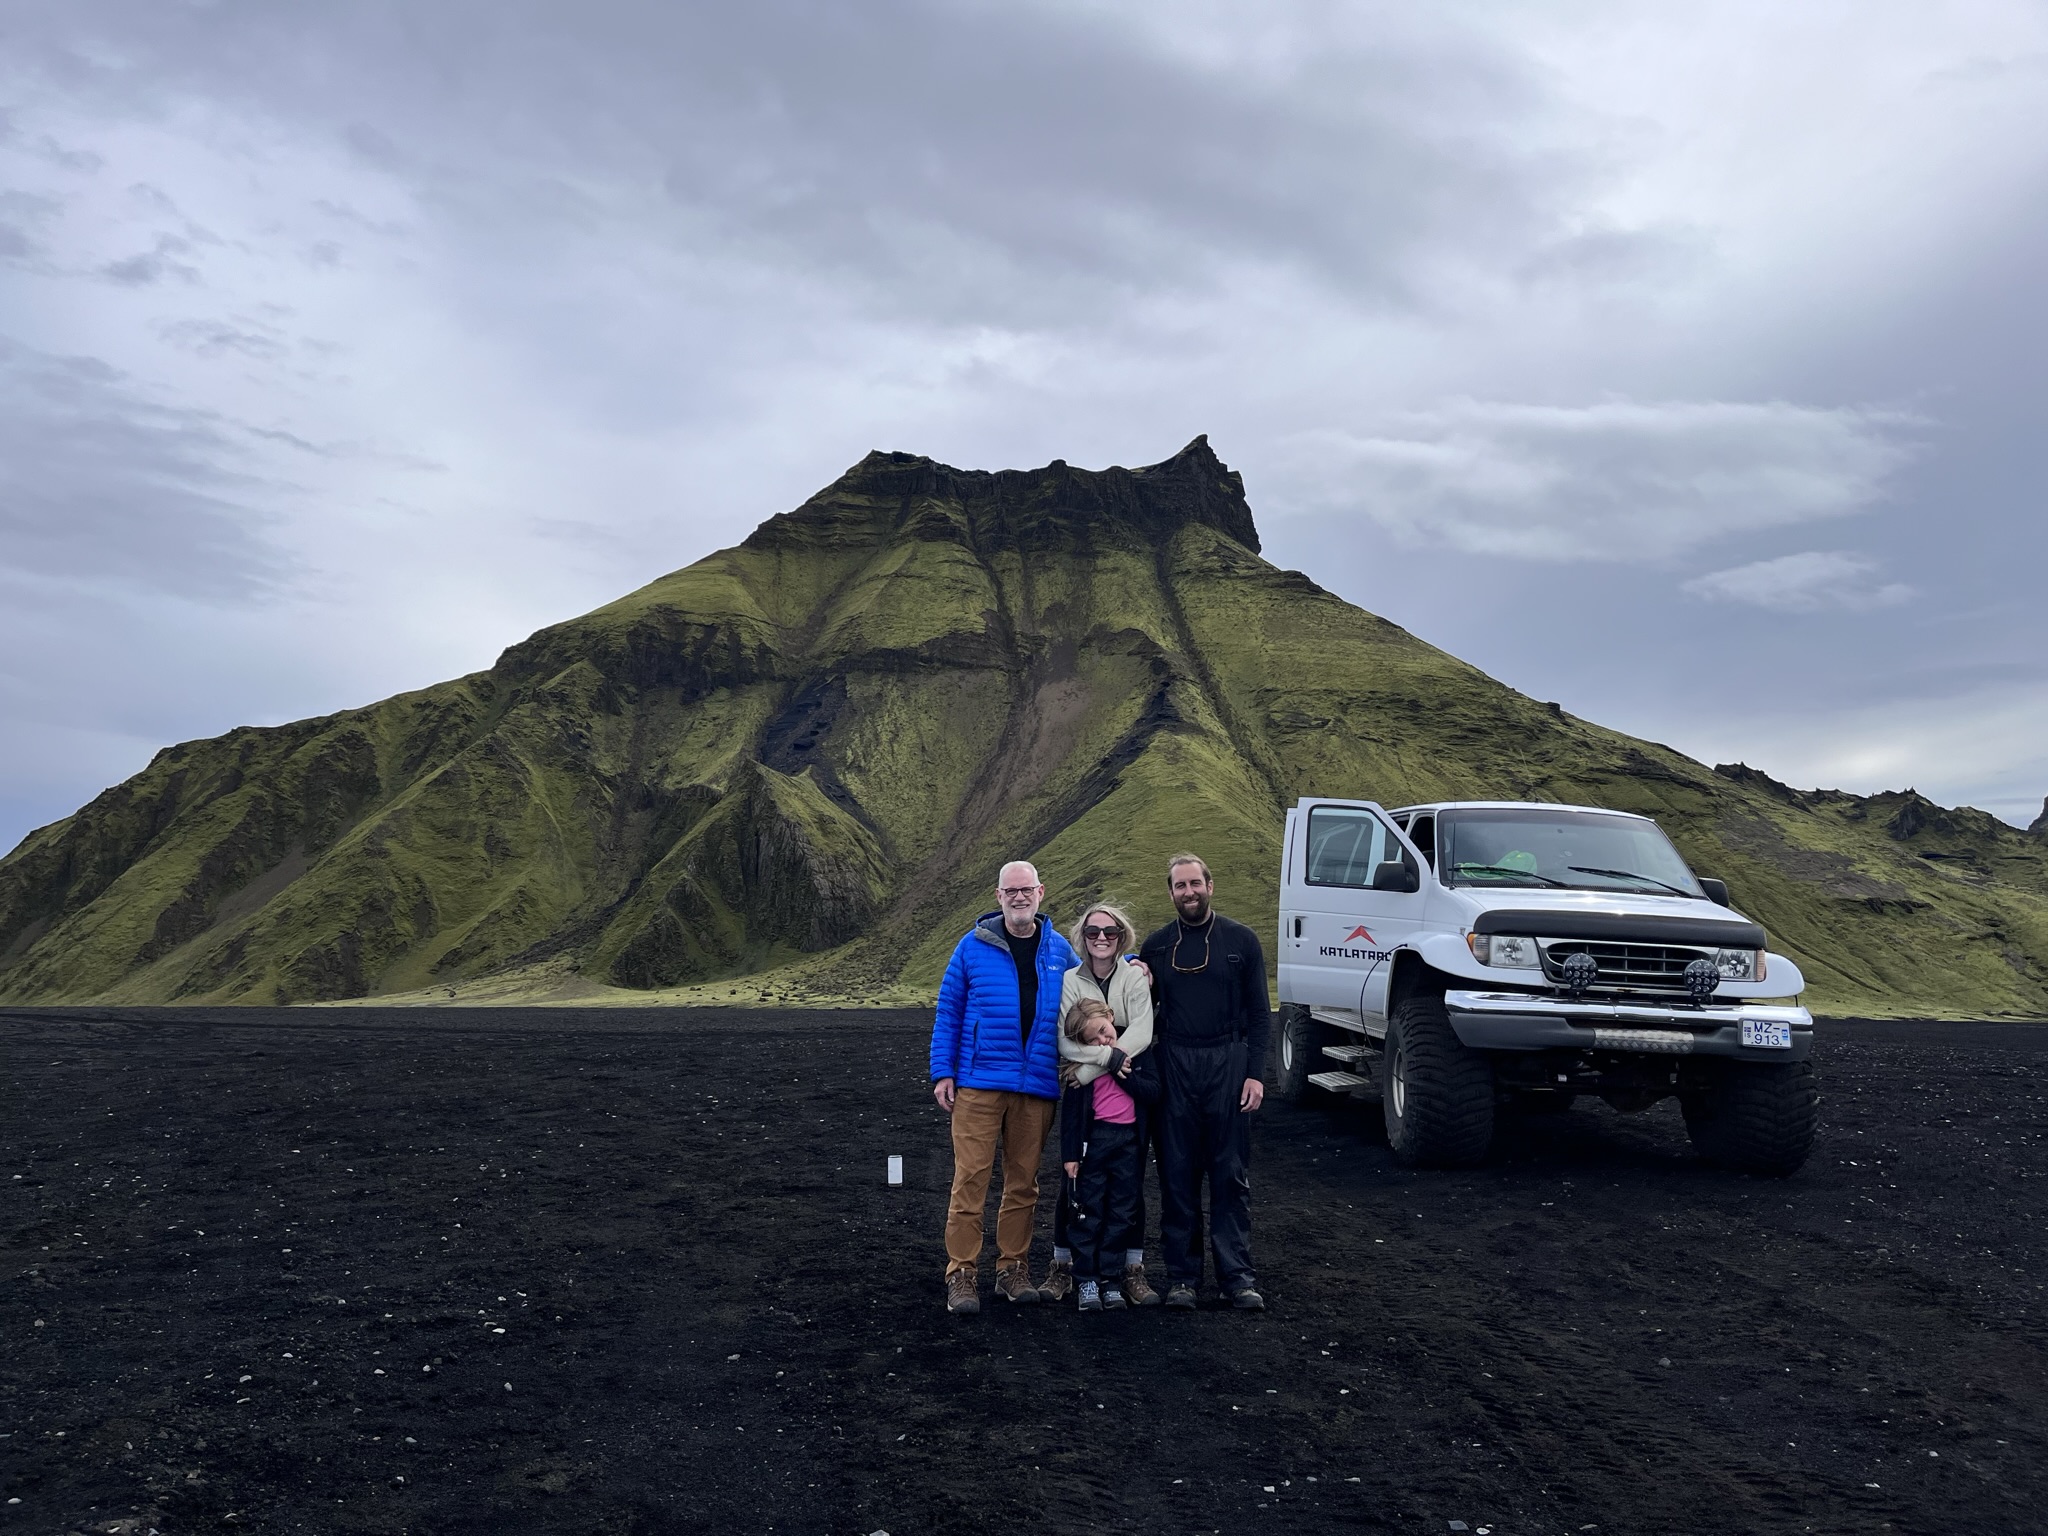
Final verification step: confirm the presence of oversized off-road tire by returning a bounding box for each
[1272,1004,1329,1103]
[1681,1060,1817,1176]
[1381,994,1494,1166]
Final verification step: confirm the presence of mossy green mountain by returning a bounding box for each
[4,438,2046,1016]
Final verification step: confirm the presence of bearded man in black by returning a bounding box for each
[1137,853,1270,1310]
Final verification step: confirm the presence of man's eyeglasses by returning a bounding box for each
[1000,886,1040,898]
[1081,925,1122,941]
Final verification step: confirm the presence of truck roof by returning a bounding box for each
[1382,800,1653,820]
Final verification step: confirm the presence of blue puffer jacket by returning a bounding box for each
[930,913,1078,1101]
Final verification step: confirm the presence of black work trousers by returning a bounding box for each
[1068,1120,1142,1280]
[1157,1039,1255,1291]
[1055,1116,1150,1260]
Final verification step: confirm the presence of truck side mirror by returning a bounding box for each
[1371,860,1419,893]
[1698,876,1731,906]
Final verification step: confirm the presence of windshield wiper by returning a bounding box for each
[1452,863,1571,887]
[1568,866,1694,898]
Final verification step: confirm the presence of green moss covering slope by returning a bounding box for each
[3,438,2043,1016]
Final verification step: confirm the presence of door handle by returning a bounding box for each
[1292,916,1303,938]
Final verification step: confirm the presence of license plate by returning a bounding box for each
[1740,1020,1793,1050]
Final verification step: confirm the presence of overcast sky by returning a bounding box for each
[4,0,2046,856]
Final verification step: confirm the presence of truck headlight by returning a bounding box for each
[1468,933,1541,969]
[1713,948,1764,982]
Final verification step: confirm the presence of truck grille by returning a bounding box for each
[1539,940,1712,994]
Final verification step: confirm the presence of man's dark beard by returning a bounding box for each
[1176,893,1211,924]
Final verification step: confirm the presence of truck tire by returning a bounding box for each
[1681,1060,1817,1176]
[1382,994,1494,1167]
[1272,1004,1326,1103]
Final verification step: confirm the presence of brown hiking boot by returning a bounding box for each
[945,1265,980,1315]
[1038,1257,1073,1303]
[1122,1262,1161,1308]
[994,1261,1041,1304]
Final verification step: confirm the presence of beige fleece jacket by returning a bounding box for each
[1057,959,1155,1088]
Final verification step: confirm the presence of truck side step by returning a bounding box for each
[1321,1043,1371,1064]
[1308,1070,1377,1095]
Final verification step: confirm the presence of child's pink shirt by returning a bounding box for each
[1091,1072,1137,1124]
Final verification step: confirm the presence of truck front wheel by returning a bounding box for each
[1681,1060,1817,1176]
[1382,994,1494,1167]
[1272,1004,1330,1103]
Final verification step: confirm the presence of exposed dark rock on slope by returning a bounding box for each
[3,438,2045,1015]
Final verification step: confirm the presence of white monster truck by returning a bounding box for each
[1273,799,1817,1175]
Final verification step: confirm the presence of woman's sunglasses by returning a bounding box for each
[1082,924,1122,941]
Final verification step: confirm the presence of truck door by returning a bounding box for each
[1279,808,1307,1004]
[1284,799,1428,1029]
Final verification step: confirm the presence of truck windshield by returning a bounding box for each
[1438,808,1704,897]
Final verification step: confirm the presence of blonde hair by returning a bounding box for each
[1166,852,1210,885]
[1066,900,1137,956]
[1063,996,1114,1043]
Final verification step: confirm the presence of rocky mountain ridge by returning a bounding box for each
[3,438,2044,1016]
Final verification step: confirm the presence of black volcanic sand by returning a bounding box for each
[3,1009,2045,1536]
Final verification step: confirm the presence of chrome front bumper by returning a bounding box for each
[1444,989,1814,1062]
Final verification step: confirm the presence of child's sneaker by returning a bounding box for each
[1102,1285,1127,1311]
[1077,1279,1103,1312]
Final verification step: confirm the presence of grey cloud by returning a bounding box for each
[1683,551,1913,611]
[14,1,1585,328]
[0,336,284,600]
[128,181,179,214]
[312,198,409,237]
[1287,400,1921,563]
[0,189,62,220]
[238,424,442,473]
[1924,50,2048,89]
[246,424,338,455]
[0,112,104,173]
[31,134,103,173]
[245,420,445,470]
[101,251,171,284]
[1517,223,1711,289]
[99,233,200,285]
[342,121,406,170]
[0,189,61,261]
[158,317,288,360]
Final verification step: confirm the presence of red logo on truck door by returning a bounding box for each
[1319,923,1390,962]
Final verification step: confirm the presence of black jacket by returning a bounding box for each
[1137,912,1272,1073]
[1060,1047,1161,1164]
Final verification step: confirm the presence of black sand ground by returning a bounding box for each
[2,1007,2044,1536]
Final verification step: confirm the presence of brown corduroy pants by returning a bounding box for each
[943,1087,1055,1277]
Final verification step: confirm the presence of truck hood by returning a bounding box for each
[1443,887,1768,948]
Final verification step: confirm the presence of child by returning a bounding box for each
[1059,998,1160,1311]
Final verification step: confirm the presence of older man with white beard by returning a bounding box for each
[929,860,1078,1315]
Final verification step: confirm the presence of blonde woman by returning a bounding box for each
[1040,901,1159,1306]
